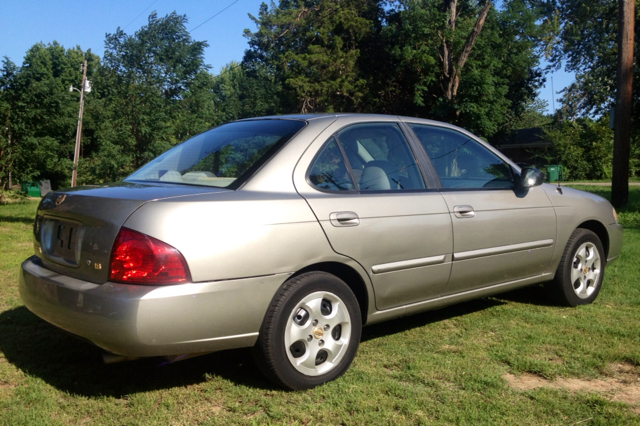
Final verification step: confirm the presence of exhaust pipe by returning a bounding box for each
[102,352,139,364]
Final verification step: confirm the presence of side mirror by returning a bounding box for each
[518,167,544,188]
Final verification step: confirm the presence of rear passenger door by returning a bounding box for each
[407,123,557,295]
[294,121,453,310]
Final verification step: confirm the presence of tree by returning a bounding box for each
[382,0,546,137]
[542,117,614,180]
[0,58,18,192]
[211,62,282,124]
[543,0,620,116]
[611,0,634,207]
[0,43,98,190]
[512,98,552,129]
[243,0,380,113]
[96,12,212,172]
[544,0,638,204]
[440,0,492,103]
[243,0,545,138]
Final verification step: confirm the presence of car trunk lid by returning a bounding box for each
[34,182,228,284]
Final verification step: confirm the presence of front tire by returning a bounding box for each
[253,271,362,390]
[545,228,605,307]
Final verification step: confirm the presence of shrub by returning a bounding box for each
[0,189,28,205]
[539,117,613,181]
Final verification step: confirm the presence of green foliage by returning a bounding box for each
[0,59,16,191]
[545,0,640,132]
[0,3,559,188]
[0,189,28,205]
[241,0,547,138]
[541,117,613,180]
[210,62,281,124]
[0,13,217,188]
[540,0,640,184]
[378,0,443,112]
[543,0,619,117]
[102,12,208,100]
[511,99,553,130]
[244,0,379,113]
[89,12,214,178]
[0,13,216,189]
[175,70,217,138]
[376,0,546,137]
[0,44,99,189]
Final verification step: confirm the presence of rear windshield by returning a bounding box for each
[125,119,306,188]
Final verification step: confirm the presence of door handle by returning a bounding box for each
[453,205,475,218]
[329,212,360,227]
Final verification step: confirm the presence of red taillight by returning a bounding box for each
[109,228,190,285]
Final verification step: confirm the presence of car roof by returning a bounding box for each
[236,113,453,126]
[235,114,485,141]
[237,113,365,121]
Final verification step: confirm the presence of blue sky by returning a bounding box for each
[1,0,571,114]
[0,0,265,74]
[539,63,574,113]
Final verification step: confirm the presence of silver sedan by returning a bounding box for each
[19,114,623,390]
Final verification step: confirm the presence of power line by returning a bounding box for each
[190,0,240,32]
[123,0,160,30]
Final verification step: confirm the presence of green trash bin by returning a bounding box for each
[21,181,41,197]
[546,165,563,182]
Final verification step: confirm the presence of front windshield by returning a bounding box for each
[125,119,306,188]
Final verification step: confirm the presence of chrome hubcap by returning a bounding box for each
[285,291,352,376]
[570,242,601,299]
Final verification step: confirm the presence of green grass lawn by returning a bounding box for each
[1,189,639,425]
[564,177,640,183]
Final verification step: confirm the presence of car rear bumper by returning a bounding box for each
[19,256,287,357]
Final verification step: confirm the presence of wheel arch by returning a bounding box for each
[577,220,610,259]
[291,262,370,324]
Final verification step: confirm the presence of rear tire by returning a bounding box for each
[253,271,362,390]
[545,228,605,307]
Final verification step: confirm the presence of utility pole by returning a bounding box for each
[612,0,634,207]
[71,60,87,188]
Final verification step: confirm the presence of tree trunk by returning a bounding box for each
[441,1,491,102]
[611,0,634,208]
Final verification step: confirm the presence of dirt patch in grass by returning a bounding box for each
[436,344,461,353]
[504,363,640,411]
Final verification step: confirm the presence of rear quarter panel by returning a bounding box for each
[122,191,341,282]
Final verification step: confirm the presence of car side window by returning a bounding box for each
[308,137,356,191]
[409,124,514,189]
[336,123,425,191]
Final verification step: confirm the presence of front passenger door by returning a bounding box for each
[408,123,556,295]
